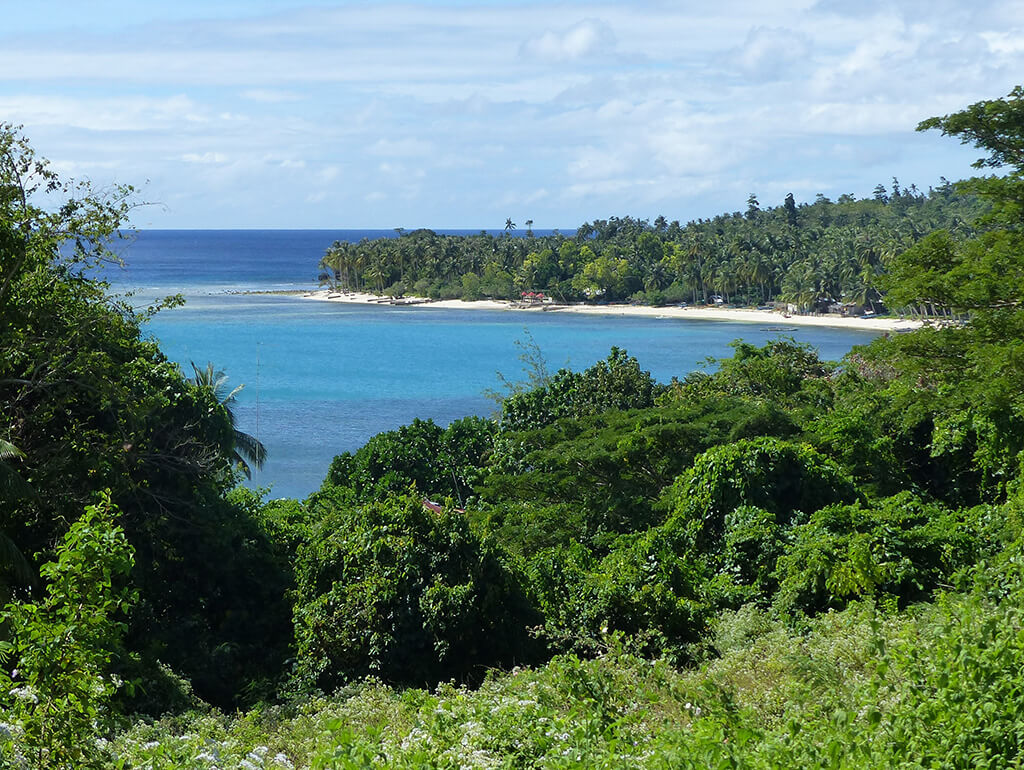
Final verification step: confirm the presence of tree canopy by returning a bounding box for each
[318,184,983,313]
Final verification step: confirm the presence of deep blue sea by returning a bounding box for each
[103,230,881,500]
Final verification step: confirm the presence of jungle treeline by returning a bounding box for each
[2,87,1024,767]
[319,181,983,315]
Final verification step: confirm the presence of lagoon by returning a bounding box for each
[111,231,882,499]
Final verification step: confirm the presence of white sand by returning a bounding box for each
[300,290,921,332]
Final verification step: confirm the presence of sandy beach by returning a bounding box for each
[300,290,922,332]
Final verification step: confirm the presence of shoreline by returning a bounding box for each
[295,289,922,332]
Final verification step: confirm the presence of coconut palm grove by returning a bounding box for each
[2,88,1024,767]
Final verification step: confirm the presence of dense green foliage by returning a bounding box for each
[773,493,991,615]
[292,491,537,692]
[325,416,494,504]
[319,180,983,312]
[105,543,1024,768]
[667,437,862,538]
[0,493,134,769]
[498,347,663,432]
[0,124,292,710]
[5,87,1024,767]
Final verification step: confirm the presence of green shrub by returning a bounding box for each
[666,339,835,406]
[586,521,712,659]
[473,502,588,560]
[720,505,787,601]
[499,347,663,432]
[438,282,462,300]
[481,396,797,555]
[774,492,989,614]
[460,272,483,300]
[292,494,537,691]
[123,485,296,712]
[0,492,134,769]
[523,541,601,654]
[666,437,862,544]
[524,519,715,661]
[325,416,495,504]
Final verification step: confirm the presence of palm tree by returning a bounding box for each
[0,436,24,497]
[189,363,267,479]
[0,435,38,507]
[365,262,386,295]
[643,260,669,292]
[780,260,819,312]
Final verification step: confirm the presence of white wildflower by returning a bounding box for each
[9,687,37,704]
[202,740,222,761]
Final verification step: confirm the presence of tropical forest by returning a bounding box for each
[2,87,1024,768]
[318,179,981,315]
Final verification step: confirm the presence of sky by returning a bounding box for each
[3,1,1023,229]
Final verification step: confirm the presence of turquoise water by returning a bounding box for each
[110,231,882,499]
[145,294,878,499]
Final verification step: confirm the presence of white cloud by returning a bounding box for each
[0,94,202,132]
[564,177,635,199]
[181,152,228,164]
[522,188,549,205]
[1,1,1019,227]
[567,144,631,181]
[367,138,433,158]
[800,102,926,135]
[981,31,1024,56]
[318,166,340,183]
[520,18,615,62]
[648,134,725,175]
[733,26,813,80]
[48,159,120,175]
[240,89,302,103]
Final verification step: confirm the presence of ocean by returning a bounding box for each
[103,230,881,500]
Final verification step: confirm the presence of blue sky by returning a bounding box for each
[3,1,1022,229]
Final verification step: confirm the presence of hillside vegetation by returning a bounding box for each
[2,86,1024,768]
